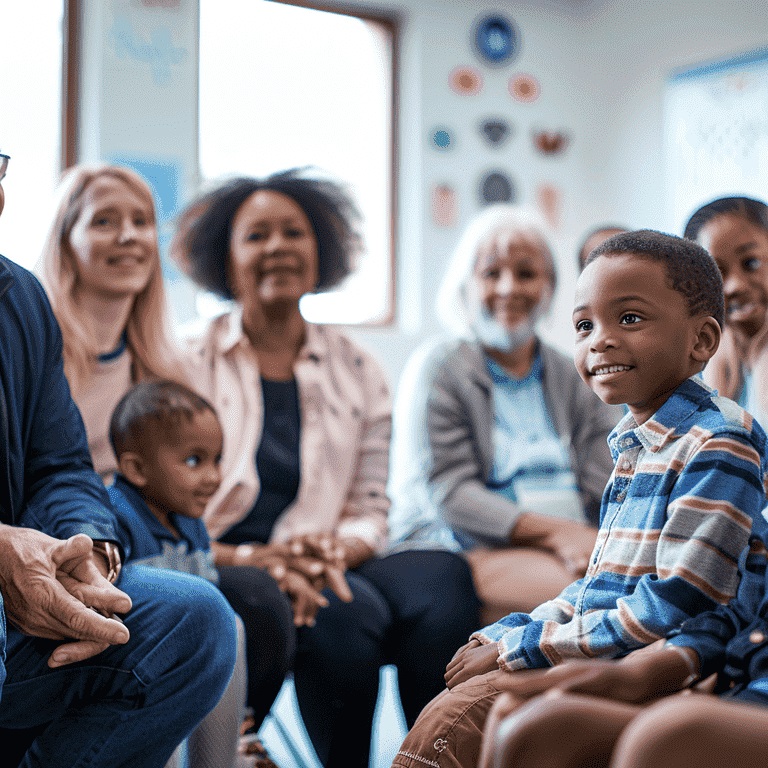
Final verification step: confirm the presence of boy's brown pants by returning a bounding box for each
[391,669,515,768]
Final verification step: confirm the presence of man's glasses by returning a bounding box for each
[0,154,9,183]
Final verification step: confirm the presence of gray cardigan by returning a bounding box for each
[388,337,622,550]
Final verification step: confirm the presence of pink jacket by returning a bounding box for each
[187,309,392,549]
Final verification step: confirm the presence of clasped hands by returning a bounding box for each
[236,533,373,627]
[0,526,132,668]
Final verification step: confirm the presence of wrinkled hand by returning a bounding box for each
[542,521,598,577]
[444,639,500,689]
[0,528,131,667]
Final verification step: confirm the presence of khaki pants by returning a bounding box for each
[392,670,517,768]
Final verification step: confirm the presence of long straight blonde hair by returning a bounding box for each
[38,164,186,397]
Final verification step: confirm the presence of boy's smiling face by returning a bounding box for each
[573,253,720,425]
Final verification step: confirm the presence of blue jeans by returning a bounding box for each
[0,565,237,768]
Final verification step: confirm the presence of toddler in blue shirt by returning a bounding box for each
[108,380,245,768]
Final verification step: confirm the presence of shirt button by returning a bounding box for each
[749,630,765,644]
[616,491,626,502]
[621,461,631,470]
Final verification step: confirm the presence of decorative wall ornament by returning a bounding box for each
[479,118,512,147]
[432,184,458,227]
[479,171,515,205]
[508,73,540,103]
[473,14,520,67]
[532,129,570,155]
[536,183,562,229]
[450,66,483,95]
[431,127,454,150]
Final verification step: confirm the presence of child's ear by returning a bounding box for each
[118,452,148,488]
[691,316,721,364]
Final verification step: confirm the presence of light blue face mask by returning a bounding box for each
[471,293,551,352]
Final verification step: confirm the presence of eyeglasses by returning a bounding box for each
[0,154,9,183]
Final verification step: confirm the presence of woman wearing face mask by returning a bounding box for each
[390,204,621,623]
[684,197,768,431]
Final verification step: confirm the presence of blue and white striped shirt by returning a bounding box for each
[475,377,768,670]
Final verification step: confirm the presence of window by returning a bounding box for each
[666,47,768,232]
[199,0,396,324]
[0,0,65,269]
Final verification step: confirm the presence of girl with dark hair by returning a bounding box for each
[174,168,480,768]
[685,196,768,429]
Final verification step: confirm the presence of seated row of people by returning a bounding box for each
[394,203,768,768]
[28,164,481,768]
[4,147,768,767]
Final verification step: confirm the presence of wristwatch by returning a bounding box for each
[92,540,122,584]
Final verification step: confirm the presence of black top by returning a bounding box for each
[220,378,301,545]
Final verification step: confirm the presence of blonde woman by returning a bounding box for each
[38,164,185,478]
[36,164,274,768]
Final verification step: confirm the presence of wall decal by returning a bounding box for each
[432,184,458,227]
[509,73,540,103]
[110,14,188,86]
[473,14,519,67]
[536,183,562,229]
[450,66,483,95]
[479,171,515,204]
[480,118,512,147]
[532,129,570,155]
[431,127,454,150]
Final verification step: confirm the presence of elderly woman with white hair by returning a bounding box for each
[390,204,621,623]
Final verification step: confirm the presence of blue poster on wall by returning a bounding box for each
[108,155,184,284]
[108,154,203,326]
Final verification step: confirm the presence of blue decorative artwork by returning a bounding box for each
[480,171,516,205]
[110,14,187,87]
[108,155,184,283]
[474,14,519,67]
[480,118,512,147]
[431,128,454,150]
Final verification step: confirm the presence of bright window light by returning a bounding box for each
[0,0,63,270]
[666,48,768,232]
[199,0,394,325]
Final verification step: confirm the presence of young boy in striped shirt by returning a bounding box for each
[392,230,768,768]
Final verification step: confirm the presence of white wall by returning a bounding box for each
[76,0,768,387]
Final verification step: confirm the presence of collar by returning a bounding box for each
[216,305,327,363]
[97,332,128,362]
[608,376,715,459]
[485,349,543,385]
[112,475,191,544]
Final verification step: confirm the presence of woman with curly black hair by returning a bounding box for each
[173,169,480,768]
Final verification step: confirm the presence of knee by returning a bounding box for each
[613,698,707,768]
[123,567,238,707]
[298,577,390,674]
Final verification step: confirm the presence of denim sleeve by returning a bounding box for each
[18,277,122,547]
[0,588,6,703]
[667,527,768,679]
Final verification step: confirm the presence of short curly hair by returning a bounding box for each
[172,168,362,299]
[584,229,724,329]
[110,380,218,459]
